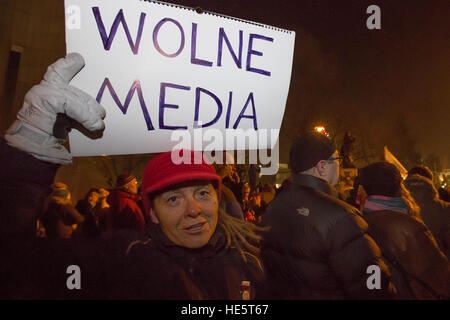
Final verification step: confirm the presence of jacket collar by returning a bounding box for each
[148,223,227,266]
[292,173,339,197]
[112,189,139,200]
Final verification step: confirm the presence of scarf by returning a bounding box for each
[362,195,408,214]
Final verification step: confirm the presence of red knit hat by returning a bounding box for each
[141,150,221,215]
[116,173,136,187]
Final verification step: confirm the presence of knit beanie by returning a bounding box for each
[141,150,221,215]
[358,162,402,197]
[289,132,336,173]
[116,173,136,188]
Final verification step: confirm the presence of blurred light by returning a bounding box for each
[314,126,330,137]
[315,126,325,133]
[275,184,281,189]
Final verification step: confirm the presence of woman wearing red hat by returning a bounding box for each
[118,150,266,299]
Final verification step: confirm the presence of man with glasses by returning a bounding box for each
[261,132,397,299]
[108,173,146,232]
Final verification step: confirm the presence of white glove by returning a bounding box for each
[4,53,106,164]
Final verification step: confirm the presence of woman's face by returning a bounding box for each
[151,183,219,249]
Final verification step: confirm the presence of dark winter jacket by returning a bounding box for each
[363,209,450,299]
[75,199,100,237]
[260,173,396,299]
[41,197,84,239]
[404,174,450,256]
[108,189,146,232]
[116,224,264,299]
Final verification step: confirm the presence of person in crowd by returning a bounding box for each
[212,155,245,220]
[118,150,266,299]
[250,184,275,223]
[408,166,434,181]
[439,188,450,202]
[40,182,85,239]
[75,188,101,237]
[355,162,450,299]
[404,173,450,257]
[248,164,260,193]
[241,183,251,209]
[96,187,111,226]
[241,183,256,222]
[0,53,266,299]
[218,152,242,194]
[108,173,146,232]
[98,188,110,209]
[407,166,450,203]
[260,132,396,299]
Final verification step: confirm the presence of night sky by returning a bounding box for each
[160,0,450,167]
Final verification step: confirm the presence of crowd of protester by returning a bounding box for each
[35,161,279,240]
[1,53,449,300]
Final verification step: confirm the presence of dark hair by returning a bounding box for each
[359,162,421,219]
[438,188,450,202]
[84,188,100,199]
[289,132,336,173]
[408,166,433,181]
[358,162,401,197]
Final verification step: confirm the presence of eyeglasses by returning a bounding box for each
[327,156,343,165]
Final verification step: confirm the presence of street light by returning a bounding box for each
[314,126,330,137]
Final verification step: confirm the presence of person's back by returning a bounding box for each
[262,173,394,299]
[363,209,450,299]
[41,185,84,239]
[261,133,396,299]
[358,162,450,299]
[75,189,102,238]
[404,174,450,257]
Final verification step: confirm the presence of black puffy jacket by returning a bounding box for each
[260,173,396,299]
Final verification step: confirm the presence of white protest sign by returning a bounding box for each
[65,0,295,156]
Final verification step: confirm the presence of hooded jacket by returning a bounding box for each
[260,173,396,299]
[405,174,450,256]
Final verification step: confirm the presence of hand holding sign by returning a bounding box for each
[4,53,106,164]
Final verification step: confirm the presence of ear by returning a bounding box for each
[315,160,328,177]
[149,208,160,224]
[355,185,368,210]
